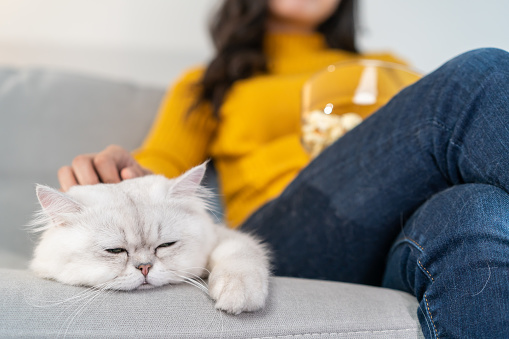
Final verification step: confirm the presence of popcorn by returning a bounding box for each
[302,110,363,158]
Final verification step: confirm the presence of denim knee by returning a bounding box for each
[403,184,509,262]
[424,184,508,234]
[440,47,509,86]
[455,47,509,66]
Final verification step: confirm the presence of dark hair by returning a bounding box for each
[193,0,358,117]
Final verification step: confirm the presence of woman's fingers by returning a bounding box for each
[98,145,141,181]
[58,145,149,191]
[93,152,122,184]
[71,154,100,186]
[120,164,151,180]
[57,166,78,192]
[120,167,136,180]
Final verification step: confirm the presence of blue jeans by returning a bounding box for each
[241,48,509,338]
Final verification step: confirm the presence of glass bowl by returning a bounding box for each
[301,59,421,158]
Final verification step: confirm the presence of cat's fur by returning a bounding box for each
[29,163,270,315]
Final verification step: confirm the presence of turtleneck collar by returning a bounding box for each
[264,32,327,59]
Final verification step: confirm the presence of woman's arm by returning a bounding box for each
[133,67,218,178]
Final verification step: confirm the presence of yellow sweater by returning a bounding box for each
[134,32,405,227]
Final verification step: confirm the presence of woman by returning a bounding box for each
[58,0,509,337]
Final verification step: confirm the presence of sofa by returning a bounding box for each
[0,67,423,338]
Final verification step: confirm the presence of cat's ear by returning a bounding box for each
[35,185,82,226]
[171,161,208,195]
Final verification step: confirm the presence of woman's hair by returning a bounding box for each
[193,0,358,117]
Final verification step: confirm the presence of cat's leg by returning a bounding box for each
[207,226,270,314]
[241,48,509,285]
[383,184,509,339]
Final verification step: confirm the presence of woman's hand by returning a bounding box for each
[58,145,152,191]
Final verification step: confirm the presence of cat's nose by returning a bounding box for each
[137,263,152,276]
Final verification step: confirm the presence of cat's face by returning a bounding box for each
[30,164,218,290]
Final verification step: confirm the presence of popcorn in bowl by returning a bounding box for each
[302,110,363,158]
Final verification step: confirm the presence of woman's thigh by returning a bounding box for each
[240,48,509,285]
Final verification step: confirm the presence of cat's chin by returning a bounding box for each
[136,282,156,290]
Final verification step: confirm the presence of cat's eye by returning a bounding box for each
[157,241,177,249]
[105,248,127,254]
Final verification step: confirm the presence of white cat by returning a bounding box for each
[29,163,270,315]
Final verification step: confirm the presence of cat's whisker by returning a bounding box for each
[24,281,114,308]
[54,289,100,337]
[65,282,114,306]
[172,275,206,293]
[207,208,224,223]
[172,267,210,288]
[218,306,225,339]
[45,282,118,338]
[169,270,209,294]
[182,277,209,294]
[172,268,209,287]
[59,282,116,338]
[61,292,102,338]
[175,265,212,277]
[186,276,209,292]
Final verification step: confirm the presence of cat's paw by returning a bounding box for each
[208,265,269,315]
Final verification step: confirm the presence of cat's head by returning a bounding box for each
[29,163,218,290]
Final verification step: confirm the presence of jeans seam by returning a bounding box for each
[424,293,440,339]
[388,236,424,258]
[404,237,436,284]
[406,237,439,339]
[406,237,424,251]
[418,260,435,283]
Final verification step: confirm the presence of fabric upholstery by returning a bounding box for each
[0,269,423,338]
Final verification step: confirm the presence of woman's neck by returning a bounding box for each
[266,16,316,34]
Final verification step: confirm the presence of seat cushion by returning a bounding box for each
[0,269,423,338]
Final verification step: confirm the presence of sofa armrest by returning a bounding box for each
[0,269,423,338]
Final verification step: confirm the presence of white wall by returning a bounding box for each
[0,0,217,87]
[359,0,509,73]
[0,0,508,87]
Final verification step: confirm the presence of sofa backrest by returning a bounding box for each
[0,67,165,262]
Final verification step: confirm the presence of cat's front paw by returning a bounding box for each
[208,265,269,315]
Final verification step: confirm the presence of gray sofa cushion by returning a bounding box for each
[0,67,164,262]
[0,269,423,338]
